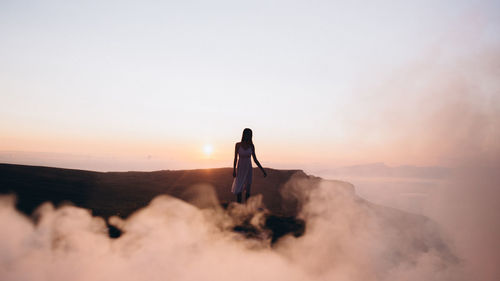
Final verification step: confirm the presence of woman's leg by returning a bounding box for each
[245,183,251,201]
[236,192,242,203]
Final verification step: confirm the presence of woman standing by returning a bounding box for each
[232,128,267,203]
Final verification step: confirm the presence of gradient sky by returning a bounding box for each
[1,0,499,171]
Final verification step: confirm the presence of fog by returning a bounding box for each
[0,175,466,281]
[1,1,499,279]
[1,54,499,281]
[2,50,499,281]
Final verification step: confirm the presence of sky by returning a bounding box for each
[1,0,499,171]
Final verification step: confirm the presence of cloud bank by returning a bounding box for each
[1,176,465,281]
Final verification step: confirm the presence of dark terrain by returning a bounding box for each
[0,163,318,216]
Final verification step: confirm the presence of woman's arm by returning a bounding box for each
[233,143,239,177]
[251,144,267,177]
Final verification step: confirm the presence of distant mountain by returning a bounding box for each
[314,162,450,179]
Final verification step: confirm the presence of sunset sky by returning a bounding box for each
[1,0,499,171]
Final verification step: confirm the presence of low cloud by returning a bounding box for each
[0,175,465,281]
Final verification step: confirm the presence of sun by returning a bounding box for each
[203,144,213,156]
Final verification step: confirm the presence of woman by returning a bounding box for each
[232,128,267,203]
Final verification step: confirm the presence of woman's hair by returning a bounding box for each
[241,128,253,144]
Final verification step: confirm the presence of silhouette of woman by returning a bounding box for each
[232,128,267,203]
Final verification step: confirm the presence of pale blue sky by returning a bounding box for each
[1,0,499,170]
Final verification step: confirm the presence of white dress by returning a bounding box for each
[231,145,253,194]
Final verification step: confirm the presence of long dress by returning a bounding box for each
[231,145,253,194]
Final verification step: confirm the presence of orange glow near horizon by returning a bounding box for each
[0,127,479,172]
